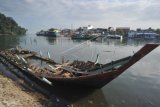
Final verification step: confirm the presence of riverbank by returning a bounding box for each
[0,74,53,107]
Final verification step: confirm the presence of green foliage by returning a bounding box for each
[0,12,27,35]
[48,28,56,31]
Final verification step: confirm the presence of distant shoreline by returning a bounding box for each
[0,13,27,36]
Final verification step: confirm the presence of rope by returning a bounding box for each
[61,36,100,56]
[61,40,91,55]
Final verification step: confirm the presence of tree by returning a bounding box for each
[0,12,27,35]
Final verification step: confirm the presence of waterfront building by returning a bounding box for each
[128,30,160,39]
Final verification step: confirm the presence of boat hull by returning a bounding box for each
[36,31,60,37]
[46,44,160,88]
[0,44,159,89]
[46,71,118,88]
[45,31,60,37]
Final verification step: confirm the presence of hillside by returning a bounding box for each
[0,13,27,35]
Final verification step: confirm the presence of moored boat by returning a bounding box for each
[107,34,123,39]
[71,33,92,40]
[36,30,46,36]
[36,28,60,37]
[0,44,159,88]
[45,28,60,37]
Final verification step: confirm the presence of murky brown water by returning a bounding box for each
[0,34,160,107]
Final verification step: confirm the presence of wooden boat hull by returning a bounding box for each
[0,44,159,88]
[46,71,120,88]
[46,44,159,88]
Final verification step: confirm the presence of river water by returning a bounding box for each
[0,34,160,107]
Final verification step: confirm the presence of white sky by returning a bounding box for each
[0,0,160,33]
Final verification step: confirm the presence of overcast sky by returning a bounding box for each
[0,0,160,33]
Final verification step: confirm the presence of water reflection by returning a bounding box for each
[47,86,108,107]
[95,37,160,46]
[126,38,160,46]
[69,89,108,107]
[0,34,160,107]
[46,37,57,45]
[72,39,87,43]
[0,35,23,50]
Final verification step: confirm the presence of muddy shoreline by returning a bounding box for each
[0,74,54,107]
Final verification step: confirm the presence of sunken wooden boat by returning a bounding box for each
[0,44,159,88]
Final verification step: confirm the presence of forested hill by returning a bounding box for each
[0,12,27,35]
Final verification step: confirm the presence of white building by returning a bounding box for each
[128,31,160,39]
[87,25,93,30]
